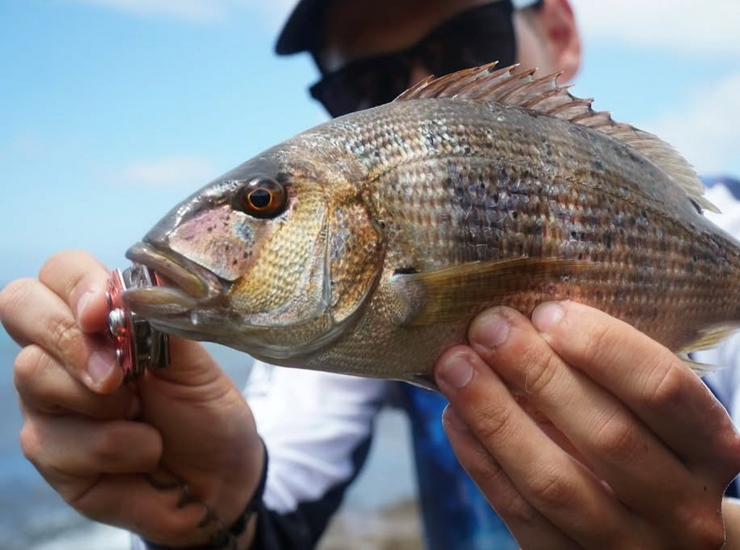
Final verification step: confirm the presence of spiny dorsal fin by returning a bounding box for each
[395,62,719,214]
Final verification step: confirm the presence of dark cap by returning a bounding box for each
[275,0,544,56]
[275,0,329,55]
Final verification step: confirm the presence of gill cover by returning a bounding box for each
[227,192,385,362]
[144,153,385,363]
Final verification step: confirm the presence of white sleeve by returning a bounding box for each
[246,362,389,514]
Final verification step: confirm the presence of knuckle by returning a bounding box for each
[14,345,46,390]
[38,253,66,283]
[15,351,65,414]
[707,420,740,479]
[19,423,41,462]
[91,427,122,463]
[522,349,561,396]
[67,483,112,521]
[48,314,82,358]
[0,278,35,321]
[579,321,619,368]
[465,446,506,486]
[165,517,200,542]
[474,402,517,443]
[39,251,79,281]
[530,468,576,509]
[683,506,725,549]
[69,495,101,520]
[39,251,94,295]
[647,361,686,408]
[495,493,539,526]
[592,409,644,461]
[723,433,740,473]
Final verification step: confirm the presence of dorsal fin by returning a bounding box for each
[395,62,719,214]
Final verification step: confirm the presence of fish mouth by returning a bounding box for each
[124,241,227,314]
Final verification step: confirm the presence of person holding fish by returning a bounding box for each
[2,0,740,548]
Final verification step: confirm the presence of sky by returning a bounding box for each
[1,0,739,284]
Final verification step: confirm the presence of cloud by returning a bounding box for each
[67,0,296,25]
[115,155,216,187]
[640,73,740,175]
[571,0,740,56]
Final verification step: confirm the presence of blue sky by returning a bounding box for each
[1,0,738,284]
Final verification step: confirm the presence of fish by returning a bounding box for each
[124,62,740,387]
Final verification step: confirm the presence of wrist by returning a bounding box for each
[208,434,267,530]
[145,437,268,549]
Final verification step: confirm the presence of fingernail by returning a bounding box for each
[443,406,469,432]
[474,312,510,350]
[87,349,115,386]
[532,302,565,333]
[438,354,474,389]
[76,289,96,322]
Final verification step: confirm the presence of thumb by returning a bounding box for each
[150,336,222,387]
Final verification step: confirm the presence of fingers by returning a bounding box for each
[21,412,215,547]
[0,278,43,347]
[15,345,139,420]
[531,301,740,481]
[72,475,215,546]
[0,278,122,393]
[39,251,110,334]
[434,346,639,548]
[442,407,577,550]
[466,307,695,527]
[21,413,162,482]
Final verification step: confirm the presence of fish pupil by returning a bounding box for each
[249,189,271,209]
[232,176,288,218]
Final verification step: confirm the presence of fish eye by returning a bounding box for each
[234,177,287,218]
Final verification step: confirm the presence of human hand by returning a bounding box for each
[0,252,264,547]
[434,301,740,549]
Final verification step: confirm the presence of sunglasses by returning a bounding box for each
[309,1,519,118]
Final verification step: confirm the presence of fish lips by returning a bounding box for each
[124,241,227,315]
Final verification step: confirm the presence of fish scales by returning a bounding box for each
[362,107,731,283]
[124,65,740,382]
[290,104,732,376]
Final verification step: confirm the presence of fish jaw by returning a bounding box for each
[124,241,228,317]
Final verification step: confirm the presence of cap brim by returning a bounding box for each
[275,0,325,55]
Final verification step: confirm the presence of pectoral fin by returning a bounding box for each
[390,257,593,326]
[678,325,740,353]
[675,325,738,376]
[677,354,723,377]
